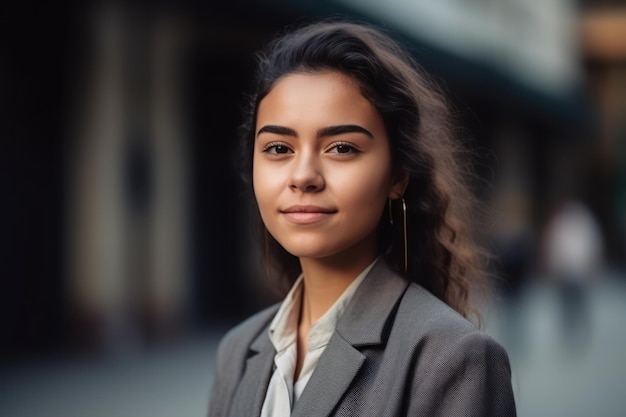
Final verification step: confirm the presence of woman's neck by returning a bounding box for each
[294,238,378,381]
[298,246,377,327]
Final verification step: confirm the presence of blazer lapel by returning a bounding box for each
[228,329,275,417]
[292,260,410,416]
[291,332,365,417]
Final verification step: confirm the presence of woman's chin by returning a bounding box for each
[282,247,337,260]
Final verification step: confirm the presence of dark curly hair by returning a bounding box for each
[238,21,489,322]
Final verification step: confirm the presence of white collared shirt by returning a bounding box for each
[259,259,378,417]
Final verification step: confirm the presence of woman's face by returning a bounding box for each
[253,71,405,262]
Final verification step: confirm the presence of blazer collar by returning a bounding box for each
[335,258,410,346]
[230,311,277,417]
[292,259,410,417]
[233,259,409,417]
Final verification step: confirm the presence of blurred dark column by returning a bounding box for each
[185,13,290,324]
[0,3,82,358]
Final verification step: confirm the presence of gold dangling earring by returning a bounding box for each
[401,197,407,275]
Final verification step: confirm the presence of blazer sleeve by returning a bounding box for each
[407,330,516,417]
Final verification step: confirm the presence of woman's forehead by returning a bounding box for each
[256,72,379,125]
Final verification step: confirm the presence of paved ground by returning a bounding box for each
[485,272,626,417]
[0,333,218,417]
[1,273,625,417]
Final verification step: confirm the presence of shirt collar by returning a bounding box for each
[268,258,379,353]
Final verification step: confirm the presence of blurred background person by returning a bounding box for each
[542,200,604,352]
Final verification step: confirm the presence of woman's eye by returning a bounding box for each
[328,143,358,154]
[263,144,292,154]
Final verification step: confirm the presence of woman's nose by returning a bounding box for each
[288,153,325,192]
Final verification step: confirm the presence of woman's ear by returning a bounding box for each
[389,170,409,199]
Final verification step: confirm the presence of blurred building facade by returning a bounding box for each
[582,5,626,263]
[2,0,625,358]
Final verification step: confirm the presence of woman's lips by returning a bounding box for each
[280,205,337,224]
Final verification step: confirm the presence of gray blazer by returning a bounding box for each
[208,260,516,416]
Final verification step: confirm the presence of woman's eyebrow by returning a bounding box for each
[317,124,373,139]
[256,124,374,139]
[256,125,297,138]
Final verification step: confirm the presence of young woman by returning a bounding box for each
[208,21,516,417]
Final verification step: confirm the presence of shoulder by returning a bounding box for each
[391,284,515,415]
[210,304,279,397]
[395,282,477,338]
[392,282,511,374]
[208,304,280,417]
[216,303,280,359]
